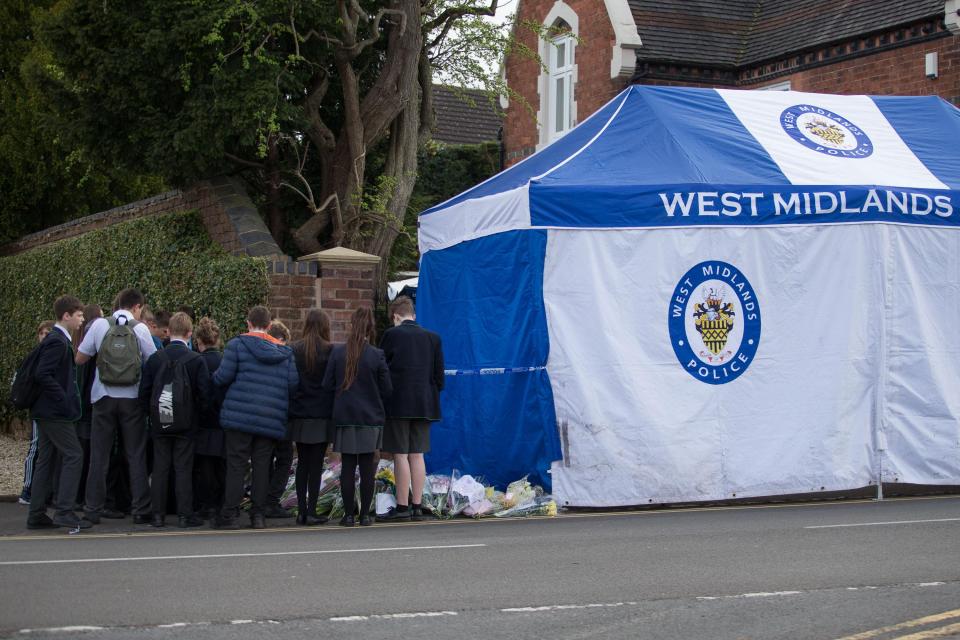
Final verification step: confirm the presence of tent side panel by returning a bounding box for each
[544,226,881,507]
[882,225,960,484]
[418,230,562,489]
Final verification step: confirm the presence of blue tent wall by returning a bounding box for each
[418,230,561,489]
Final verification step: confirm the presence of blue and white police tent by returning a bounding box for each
[417,86,960,507]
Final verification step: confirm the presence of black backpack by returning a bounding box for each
[9,343,45,410]
[150,350,199,435]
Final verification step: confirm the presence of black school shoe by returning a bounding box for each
[132,514,152,525]
[26,514,58,530]
[264,504,293,518]
[339,514,356,527]
[52,513,93,529]
[410,505,426,521]
[359,515,373,526]
[151,514,165,528]
[376,507,411,522]
[250,513,266,529]
[178,515,204,528]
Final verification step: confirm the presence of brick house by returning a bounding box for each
[502,0,960,166]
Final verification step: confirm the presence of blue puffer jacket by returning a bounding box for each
[214,333,299,439]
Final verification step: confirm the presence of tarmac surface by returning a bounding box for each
[0,495,958,639]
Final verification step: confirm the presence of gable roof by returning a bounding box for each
[431,86,503,145]
[628,0,945,68]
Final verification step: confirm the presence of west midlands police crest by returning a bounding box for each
[668,261,761,384]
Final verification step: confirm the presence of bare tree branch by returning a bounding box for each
[345,8,407,58]
[224,152,265,170]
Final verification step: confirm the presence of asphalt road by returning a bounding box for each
[0,496,958,639]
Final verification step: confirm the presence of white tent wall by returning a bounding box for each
[545,223,960,507]
[882,225,960,485]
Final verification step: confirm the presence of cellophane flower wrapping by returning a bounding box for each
[501,476,538,509]
[493,495,558,518]
[449,472,486,517]
[422,474,451,517]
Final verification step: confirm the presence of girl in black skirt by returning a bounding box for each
[289,309,334,525]
[193,317,226,519]
[322,307,392,526]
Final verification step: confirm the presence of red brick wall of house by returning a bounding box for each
[757,36,960,102]
[504,0,628,165]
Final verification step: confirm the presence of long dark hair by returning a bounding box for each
[300,309,331,374]
[80,304,103,340]
[341,307,376,392]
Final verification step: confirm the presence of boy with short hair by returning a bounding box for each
[214,306,298,529]
[139,312,210,527]
[376,296,445,522]
[27,296,91,530]
[77,287,157,524]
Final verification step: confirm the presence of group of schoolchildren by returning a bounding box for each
[21,287,444,530]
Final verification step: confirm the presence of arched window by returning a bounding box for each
[537,3,578,148]
[547,20,575,140]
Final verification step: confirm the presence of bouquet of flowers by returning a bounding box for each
[502,476,538,509]
[422,474,452,518]
[375,460,396,495]
[448,472,486,517]
[464,486,506,518]
[493,496,558,518]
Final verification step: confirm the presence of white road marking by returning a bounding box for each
[502,602,638,612]
[0,543,486,567]
[330,611,458,622]
[18,626,105,634]
[697,591,802,601]
[805,518,960,529]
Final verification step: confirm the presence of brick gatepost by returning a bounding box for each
[298,247,381,343]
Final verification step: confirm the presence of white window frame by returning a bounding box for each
[548,32,575,139]
[537,2,579,149]
[758,80,792,91]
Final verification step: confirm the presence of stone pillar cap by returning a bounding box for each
[298,246,381,265]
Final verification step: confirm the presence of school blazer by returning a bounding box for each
[379,321,444,421]
[30,330,81,422]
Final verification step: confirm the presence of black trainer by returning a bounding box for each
[410,505,425,521]
[52,513,93,529]
[26,514,57,530]
[178,515,204,528]
[264,504,293,518]
[376,507,411,522]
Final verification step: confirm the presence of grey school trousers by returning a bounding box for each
[84,397,151,516]
[29,420,83,518]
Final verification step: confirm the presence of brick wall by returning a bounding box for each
[0,176,280,259]
[503,0,627,165]
[765,36,960,102]
[318,263,377,343]
[265,259,321,339]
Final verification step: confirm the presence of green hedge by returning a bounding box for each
[0,209,269,427]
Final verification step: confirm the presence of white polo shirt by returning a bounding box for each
[78,310,157,403]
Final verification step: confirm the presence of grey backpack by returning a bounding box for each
[97,317,142,385]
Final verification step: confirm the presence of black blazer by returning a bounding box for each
[138,342,212,435]
[30,329,81,422]
[289,340,333,419]
[379,321,444,420]
[321,343,392,428]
